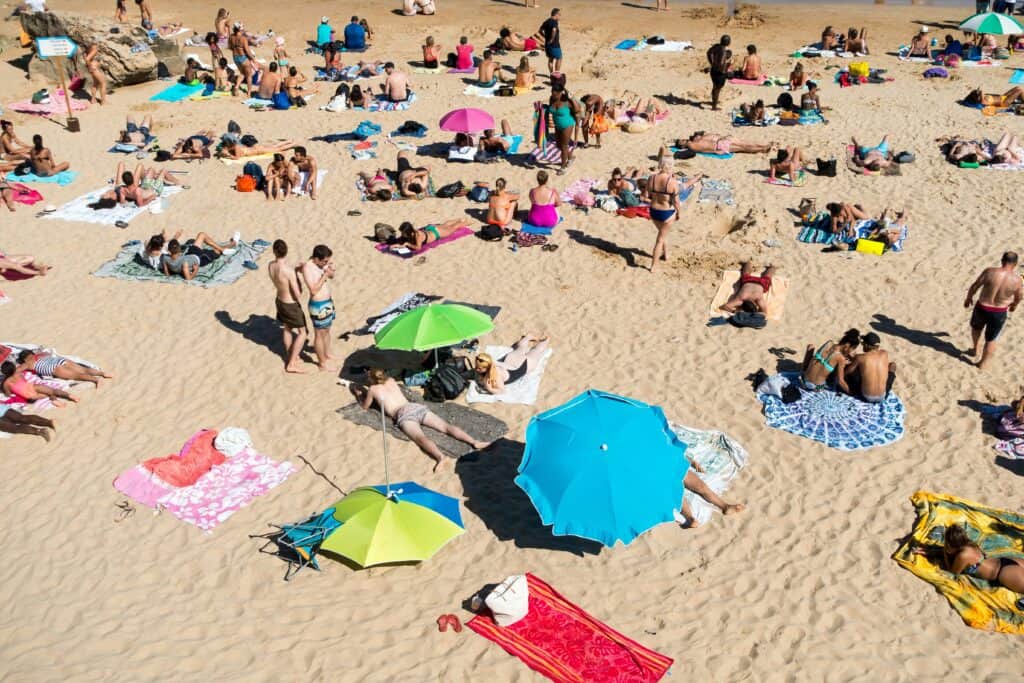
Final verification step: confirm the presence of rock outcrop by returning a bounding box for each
[19,11,183,87]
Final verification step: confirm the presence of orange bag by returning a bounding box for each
[236,174,256,192]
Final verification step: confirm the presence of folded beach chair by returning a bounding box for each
[252,506,342,581]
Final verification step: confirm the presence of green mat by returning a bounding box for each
[93,240,268,288]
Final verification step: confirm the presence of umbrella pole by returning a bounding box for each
[380,404,390,496]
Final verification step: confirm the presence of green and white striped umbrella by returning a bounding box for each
[959,12,1024,36]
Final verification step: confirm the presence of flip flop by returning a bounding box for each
[252,238,271,247]
[436,615,450,632]
[448,615,462,633]
[242,260,258,270]
[115,220,129,229]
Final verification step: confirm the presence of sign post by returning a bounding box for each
[35,37,80,132]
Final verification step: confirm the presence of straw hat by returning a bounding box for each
[921,25,930,33]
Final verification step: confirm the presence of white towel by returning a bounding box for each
[292,169,328,196]
[648,40,692,52]
[42,186,183,226]
[671,423,748,527]
[466,345,552,405]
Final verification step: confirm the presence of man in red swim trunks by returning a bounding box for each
[964,251,1022,370]
[720,262,775,314]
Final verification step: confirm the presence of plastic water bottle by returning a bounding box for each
[511,241,518,253]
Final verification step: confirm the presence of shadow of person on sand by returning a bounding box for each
[565,229,645,268]
[957,398,1008,437]
[215,310,285,356]
[455,438,604,556]
[870,313,965,361]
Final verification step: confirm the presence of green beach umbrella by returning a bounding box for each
[959,12,1024,36]
[373,303,494,351]
[319,484,465,567]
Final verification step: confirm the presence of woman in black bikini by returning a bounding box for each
[919,525,1024,601]
[473,335,549,394]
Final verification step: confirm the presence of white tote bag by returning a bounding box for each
[484,574,530,627]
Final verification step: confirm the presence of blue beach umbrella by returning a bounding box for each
[514,390,690,547]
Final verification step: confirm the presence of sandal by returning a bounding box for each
[541,244,559,252]
[347,209,362,216]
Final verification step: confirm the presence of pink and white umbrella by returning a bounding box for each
[439,108,495,134]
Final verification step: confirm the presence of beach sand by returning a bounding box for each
[1,0,1023,680]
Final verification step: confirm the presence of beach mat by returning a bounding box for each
[358,92,417,113]
[42,186,182,226]
[94,239,267,287]
[467,345,552,405]
[1012,69,1024,85]
[6,170,78,186]
[892,491,1024,634]
[447,67,476,74]
[672,423,748,527]
[467,573,674,683]
[336,386,507,458]
[709,270,789,321]
[149,82,204,102]
[463,83,499,98]
[8,93,89,115]
[614,39,639,50]
[375,226,473,257]
[758,372,905,450]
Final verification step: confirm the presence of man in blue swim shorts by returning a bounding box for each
[539,7,562,73]
[301,244,337,370]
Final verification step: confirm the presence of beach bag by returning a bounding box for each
[484,575,530,627]
[446,52,457,67]
[13,161,32,176]
[373,223,396,242]
[618,189,640,207]
[424,365,467,402]
[235,174,257,192]
[943,54,960,68]
[816,158,837,177]
[272,91,291,110]
[995,47,1010,60]
[728,311,767,329]
[477,224,505,241]
[436,180,465,198]
[467,183,490,202]
[895,151,915,164]
[496,85,515,97]
[599,195,619,213]
[647,36,665,46]
[573,190,595,207]
[31,89,50,104]
[242,161,264,185]
[923,67,948,79]
[849,61,869,78]
[590,113,610,134]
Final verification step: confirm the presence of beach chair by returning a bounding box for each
[251,507,342,581]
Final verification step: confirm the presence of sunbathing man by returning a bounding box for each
[379,62,412,102]
[219,136,296,160]
[842,332,896,403]
[291,146,319,199]
[478,120,516,154]
[170,131,216,160]
[358,170,395,201]
[676,463,746,528]
[487,178,518,227]
[850,135,893,171]
[719,262,775,314]
[352,369,491,472]
[1,120,32,160]
[0,250,49,276]
[396,150,430,197]
[964,251,1022,369]
[965,87,1024,108]
[769,147,804,182]
[391,219,470,252]
[15,349,112,387]
[115,114,155,150]
[908,30,930,58]
[675,132,772,156]
[268,239,307,374]
[1,361,78,407]
[257,61,282,99]
[473,335,549,394]
[498,27,544,52]
[29,135,70,177]
[161,233,239,281]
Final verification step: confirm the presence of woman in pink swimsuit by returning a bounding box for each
[1,361,78,405]
[525,170,560,227]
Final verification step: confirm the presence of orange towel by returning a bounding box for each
[143,430,225,487]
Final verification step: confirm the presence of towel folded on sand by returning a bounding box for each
[447,67,477,74]
[149,82,205,102]
[8,93,89,115]
[467,573,674,683]
[671,423,748,527]
[348,141,378,159]
[5,170,78,186]
[336,386,508,458]
[94,239,267,287]
[758,372,905,450]
[467,345,552,405]
[709,270,789,320]
[375,226,473,257]
[649,40,692,52]
[292,169,327,196]
[893,491,1024,634]
[43,186,182,226]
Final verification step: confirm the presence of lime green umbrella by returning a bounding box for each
[373,303,493,351]
[319,485,465,567]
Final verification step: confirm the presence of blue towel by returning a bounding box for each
[697,152,734,159]
[149,82,204,103]
[1012,69,1024,85]
[6,170,78,186]
[521,216,562,235]
[615,39,639,50]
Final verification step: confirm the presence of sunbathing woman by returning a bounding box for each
[0,250,50,276]
[526,170,560,228]
[800,328,860,391]
[965,87,1024,108]
[473,335,550,394]
[170,132,216,160]
[219,137,296,160]
[914,524,1024,598]
[677,132,772,155]
[515,56,535,90]
[29,135,71,177]
[487,177,518,227]
[769,147,804,182]
[825,202,869,238]
[0,406,54,441]
[358,170,395,201]
[15,349,112,387]
[396,151,431,197]
[1,361,78,406]
[391,219,469,251]
[851,135,893,171]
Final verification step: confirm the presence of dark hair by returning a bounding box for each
[960,152,978,164]
[455,132,471,147]
[966,88,982,105]
[312,244,332,260]
[384,61,395,70]
[747,44,756,54]
[294,146,307,156]
[407,182,423,194]
[862,332,881,348]
[218,57,228,68]
[122,171,134,185]
[205,32,218,44]
[16,350,32,364]
[269,61,278,72]
[551,7,560,16]
[351,15,359,22]
[272,239,287,257]
[537,170,549,185]
[826,202,841,216]
[32,134,43,151]
[273,153,284,162]
[373,188,392,201]
[500,27,510,38]
[0,120,11,129]
[1,361,15,379]
[88,198,117,210]
[944,524,972,555]
[807,80,818,90]
[289,66,298,76]
[1003,251,1019,265]
[721,35,731,46]
[460,36,468,45]
[484,49,493,59]
[147,234,165,251]
[399,222,416,243]
[839,328,861,346]
[187,58,198,67]
[167,239,182,255]
[866,160,881,172]
[945,34,954,43]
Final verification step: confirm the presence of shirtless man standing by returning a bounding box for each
[268,239,307,374]
[843,332,896,403]
[707,35,732,111]
[291,146,319,199]
[964,251,1023,369]
[257,61,281,99]
[379,62,411,102]
[352,369,491,472]
[301,245,336,370]
[720,262,776,314]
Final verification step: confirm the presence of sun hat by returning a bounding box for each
[321,16,329,23]
[921,25,929,33]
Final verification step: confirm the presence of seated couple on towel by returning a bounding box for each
[90,162,180,209]
[350,369,490,472]
[943,133,1024,166]
[816,204,907,246]
[719,262,776,315]
[800,328,897,403]
[135,228,240,279]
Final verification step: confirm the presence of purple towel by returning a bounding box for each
[376,226,474,258]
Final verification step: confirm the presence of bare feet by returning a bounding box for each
[472,440,492,451]
[284,363,307,374]
[432,456,446,473]
[35,426,51,442]
[673,510,699,529]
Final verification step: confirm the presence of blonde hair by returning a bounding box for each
[367,368,389,385]
[426,35,434,46]
[658,157,673,173]
[474,353,499,390]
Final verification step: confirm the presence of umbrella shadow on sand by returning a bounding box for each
[455,438,604,556]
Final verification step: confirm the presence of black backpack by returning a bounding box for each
[816,158,837,177]
[424,365,467,402]
[242,161,265,190]
[728,311,767,329]
[435,180,465,198]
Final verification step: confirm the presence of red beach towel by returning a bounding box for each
[142,429,225,487]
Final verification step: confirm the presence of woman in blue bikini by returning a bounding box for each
[800,328,860,392]
[645,158,702,273]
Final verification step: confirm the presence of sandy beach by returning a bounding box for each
[1,0,1023,680]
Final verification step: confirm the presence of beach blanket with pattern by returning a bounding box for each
[356,92,417,112]
[42,186,183,225]
[315,64,385,81]
[355,174,436,201]
[671,423,749,527]
[698,179,735,206]
[758,372,905,450]
[892,491,1024,634]
[113,429,295,532]
[94,239,267,287]
[797,217,908,252]
[467,573,673,682]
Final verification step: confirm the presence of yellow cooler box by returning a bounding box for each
[855,238,885,256]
